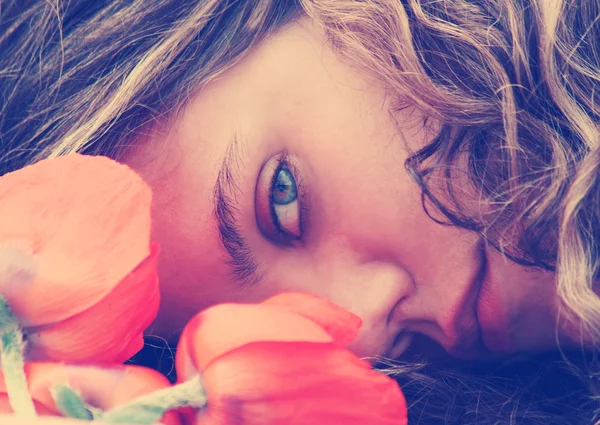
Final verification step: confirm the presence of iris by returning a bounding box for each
[272,167,297,205]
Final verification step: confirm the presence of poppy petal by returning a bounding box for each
[262,292,362,346]
[188,342,407,425]
[0,154,152,326]
[26,245,160,363]
[176,303,334,373]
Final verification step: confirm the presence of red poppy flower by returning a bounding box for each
[176,292,408,425]
[0,363,180,425]
[0,154,159,363]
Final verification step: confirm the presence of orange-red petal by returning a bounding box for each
[176,303,333,374]
[0,363,180,425]
[26,244,160,363]
[0,154,152,326]
[262,292,362,346]
[184,342,407,425]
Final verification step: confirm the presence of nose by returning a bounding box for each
[309,256,416,360]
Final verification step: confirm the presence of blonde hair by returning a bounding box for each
[1,0,599,423]
[0,0,301,170]
[300,0,600,345]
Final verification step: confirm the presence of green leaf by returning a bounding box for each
[52,384,93,420]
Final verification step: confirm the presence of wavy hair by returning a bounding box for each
[1,0,599,423]
[300,0,600,345]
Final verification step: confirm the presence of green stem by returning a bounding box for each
[99,375,207,424]
[0,295,37,417]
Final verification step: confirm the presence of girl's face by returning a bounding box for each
[123,19,583,360]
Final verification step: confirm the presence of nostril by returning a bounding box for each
[385,332,413,360]
[346,323,391,360]
[318,257,415,359]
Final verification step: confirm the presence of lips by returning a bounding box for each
[387,241,516,360]
[391,241,491,360]
[474,255,513,355]
[440,244,489,359]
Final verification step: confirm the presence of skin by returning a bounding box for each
[123,18,585,361]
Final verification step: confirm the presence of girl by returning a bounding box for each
[1,0,599,423]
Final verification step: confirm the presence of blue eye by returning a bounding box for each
[255,155,303,243]
[272,167,297,205]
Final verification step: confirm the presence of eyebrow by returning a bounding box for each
[213,134,262,286]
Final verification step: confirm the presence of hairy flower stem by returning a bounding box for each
[0,295,37,417]
[98,375,207,424]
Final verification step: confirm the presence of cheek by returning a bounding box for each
[149,167,277,327]
[152,186,237,313]
[150,209,254,338]
[123,145,243,331]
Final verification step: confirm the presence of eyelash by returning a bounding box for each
[268,154,308,242]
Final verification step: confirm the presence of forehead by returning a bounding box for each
[195,17,390,126]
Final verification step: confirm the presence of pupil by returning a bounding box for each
[272,167,297,205]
